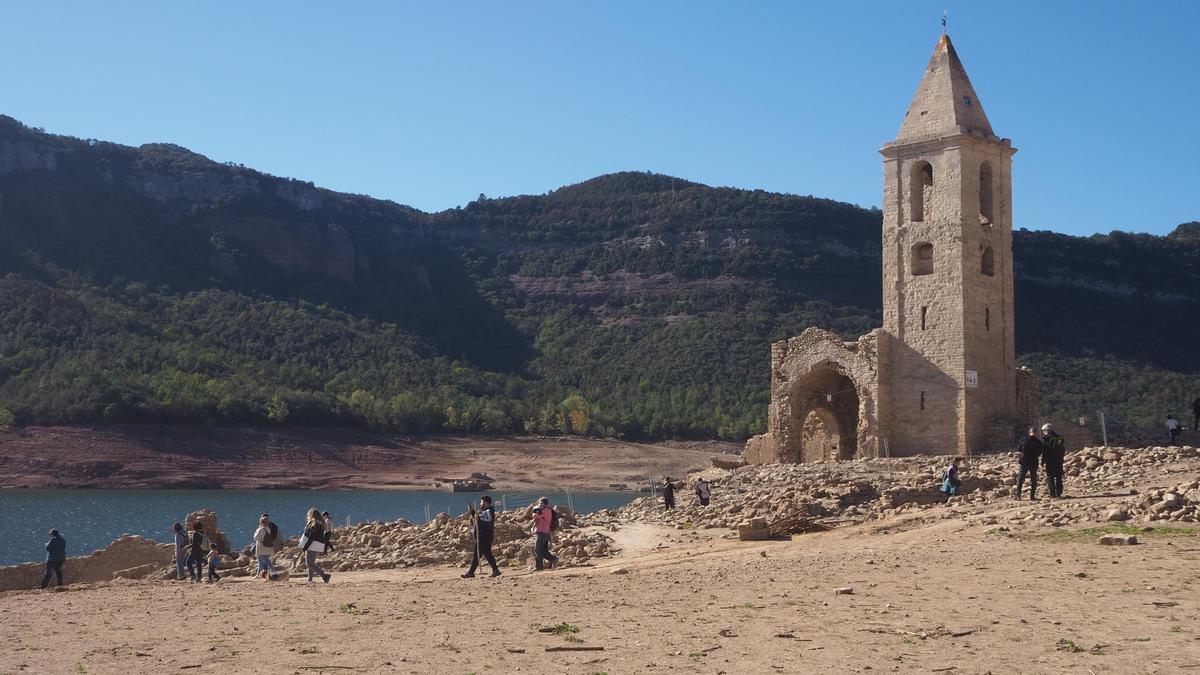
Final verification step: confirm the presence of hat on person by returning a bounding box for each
[1041,423,1053,432]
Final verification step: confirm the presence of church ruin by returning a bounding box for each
[745,34,1039,463]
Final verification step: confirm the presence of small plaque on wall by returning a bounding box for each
[965,370,979,388]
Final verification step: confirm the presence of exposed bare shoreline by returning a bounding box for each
[0,425,735,491]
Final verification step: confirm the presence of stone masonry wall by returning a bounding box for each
[0,535,173,593]
[881,143,969,454]
[753,328,882,463]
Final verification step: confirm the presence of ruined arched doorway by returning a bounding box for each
[801,408,840,462]
[784,364,861,462]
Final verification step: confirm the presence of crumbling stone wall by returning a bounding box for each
[746,328,882,464]
[1015,367,1041,427]
[0,535,173,592]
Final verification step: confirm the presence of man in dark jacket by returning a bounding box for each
[462,495,501,578]
[1015,427,1044,501]
[662,480,676,510]
[1041,423,1067,498]
[41,529,66,589]
[186,522,207,582]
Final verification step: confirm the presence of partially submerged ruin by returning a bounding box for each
[747,35,1039,463]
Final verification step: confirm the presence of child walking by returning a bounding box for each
[207,546,221,582]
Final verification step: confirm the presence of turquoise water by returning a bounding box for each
[0,489,639,566]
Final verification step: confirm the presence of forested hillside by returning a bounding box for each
[0,115,1196,440]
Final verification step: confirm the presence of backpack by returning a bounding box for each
[265,522,279,548]
[940,466,959,495]
[550,508,560,532]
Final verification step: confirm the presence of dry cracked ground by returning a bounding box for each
[3,500,1200,674]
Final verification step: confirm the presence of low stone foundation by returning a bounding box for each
[0,535,173,592]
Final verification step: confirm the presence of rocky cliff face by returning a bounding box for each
[0,137,58,173]
[0,117,360,287]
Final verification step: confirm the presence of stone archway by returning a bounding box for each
[743,327,881,465]
[801,408,840,462]
[784,364,860,462]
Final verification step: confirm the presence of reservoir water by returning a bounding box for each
[0,489,640,566]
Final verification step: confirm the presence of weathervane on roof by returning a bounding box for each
[942,10,948,35]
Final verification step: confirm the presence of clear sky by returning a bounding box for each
[1,1,1197,236]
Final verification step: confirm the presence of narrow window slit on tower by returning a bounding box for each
[985,307,990,331]
[910,162,933,222]
[920,391,925,410]
[979,162,994,224]
[921,306,928,330]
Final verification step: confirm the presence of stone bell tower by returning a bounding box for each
[878,34,1018,454]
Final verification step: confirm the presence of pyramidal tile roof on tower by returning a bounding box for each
[893,34,997,145]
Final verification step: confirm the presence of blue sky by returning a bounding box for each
[1,1,1196,236]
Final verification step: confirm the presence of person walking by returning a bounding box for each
[696,479,711,507]
[1168,415,1182,446]
[185,521,207,582]
[462,495,501,578]
[1041,423,1067,498]
[41,529,66,590]
[253,515,277,580]
[662,480,676,510]
[940,457,963,496]
[299,508,331,583]
[207,546,221,582]
[172,523,188,581]
[321,511,336,553]
[1193,396,1200,432]
[530,497,559,571]
[1015,427,1044,501]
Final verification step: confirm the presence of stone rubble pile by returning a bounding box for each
[594,446,1200,533]
[270,503,617,575]
[20,444,1198,589]
[1106,481,1200,524]
[594,456,989,531]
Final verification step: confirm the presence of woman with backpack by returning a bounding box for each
[185,521,208,582]
[940,456,964,497]
[253,515,278,579]
[299,507,331,583]
[529,497,559,571]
